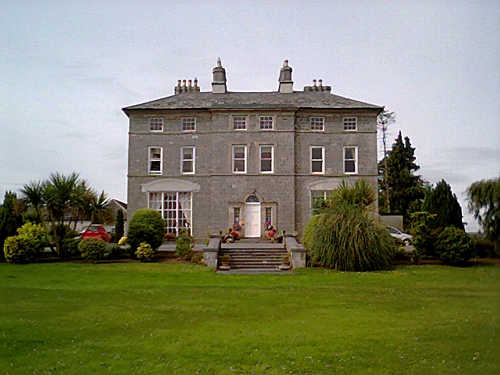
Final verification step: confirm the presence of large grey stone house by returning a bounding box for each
[123,60,382,240]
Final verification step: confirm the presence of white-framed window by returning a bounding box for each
[233,116,247,130]
[149,192,192,235]
[149,118,163,132]
[344,146,358,174]
[259,145,274,173]
[232,145,247,173]
[182,117,196,132]
[343,117,357,131]
[259,116,274,130]
[148,147,162,175]
[181,146,195,174]
[310,117,325,131]
[311,146,325,174]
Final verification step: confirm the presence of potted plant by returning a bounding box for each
[219,254,231,270]
[279,254,291,271]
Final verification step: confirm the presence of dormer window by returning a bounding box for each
[149,118,163,132]
[310,117,325,131]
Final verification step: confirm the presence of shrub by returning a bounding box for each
[191,252,204,264]
[176,230,193,259]
[436,226,474,266]
[4,236,27,264]
[303,203,396,271]
[127,209,165,251]
[115,210,124,242]
[329,179,376,208]
[78,238,107,261]
[409,211,439,257]
[471,235,496,258]
[62,237,81,256]
[135,242,155,262]
[106,243,124,259]
[3,222,47,263]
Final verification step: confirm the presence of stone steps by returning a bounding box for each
[218,246,289,273]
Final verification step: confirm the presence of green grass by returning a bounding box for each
[1,263,499,375]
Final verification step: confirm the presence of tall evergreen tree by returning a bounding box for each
[422,179,464,230]
[378,131,424,221]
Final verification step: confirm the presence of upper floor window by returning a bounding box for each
[259,145,274,173]
[182,117,196,132]
[149,118,163,132]
[181,146,195,174]
[343,117,357,131]
[310,117,325,131]
[259,116,274,130]
[148,147,162,175]
[311,146,325,174]
[233,116,247,130]
[344,146,358,174]
[232,145,247,173]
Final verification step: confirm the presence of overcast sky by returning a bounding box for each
[1,0,499,231]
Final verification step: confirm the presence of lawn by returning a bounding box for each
[1,263,499,375]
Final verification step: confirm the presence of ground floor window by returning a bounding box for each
[149,192,192,235]
[233,207,241,225]
[265,207,272,225]
[311,190,332,215]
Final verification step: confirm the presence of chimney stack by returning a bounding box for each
[304,78,331,93]
[278,59,293,93]
[212,57,227,93]
[174,77,201,94]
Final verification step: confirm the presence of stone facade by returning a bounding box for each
[123,60,382,240]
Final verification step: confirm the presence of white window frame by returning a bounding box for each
[259,116,274,130]
[344,146,358,174]
[182,117,196,132]
[149,118,164,132]
[148,192,192,235]
[310,117,325,131]
[148,146,163,175]
[232,145,247,174]
[232,115,247,131]
[310,146,325,174]
[180,146,195,175]
[343,117,357,131]
[259,145,274,174]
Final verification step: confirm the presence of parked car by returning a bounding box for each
[386,226,413,245]
[80,224,111,243]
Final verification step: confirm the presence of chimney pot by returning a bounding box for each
[319,79,323,86]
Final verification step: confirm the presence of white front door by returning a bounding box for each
[245,203,261,238]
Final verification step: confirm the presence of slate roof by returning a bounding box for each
[123,91,383,113]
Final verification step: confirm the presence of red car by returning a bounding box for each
[80,224,111,242]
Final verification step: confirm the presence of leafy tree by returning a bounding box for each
[467,177,500,252]
[115,210,124,241]
[422,179,464,230]
[0,192,24,257]
[409,211,438,258]
[378,131,425,223]
[21,180,46,224]
[43,172,83,256]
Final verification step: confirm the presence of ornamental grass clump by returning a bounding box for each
[304,180,395,271]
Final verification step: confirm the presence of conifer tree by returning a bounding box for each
[378,131,424,221]
[422,179,464,230]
